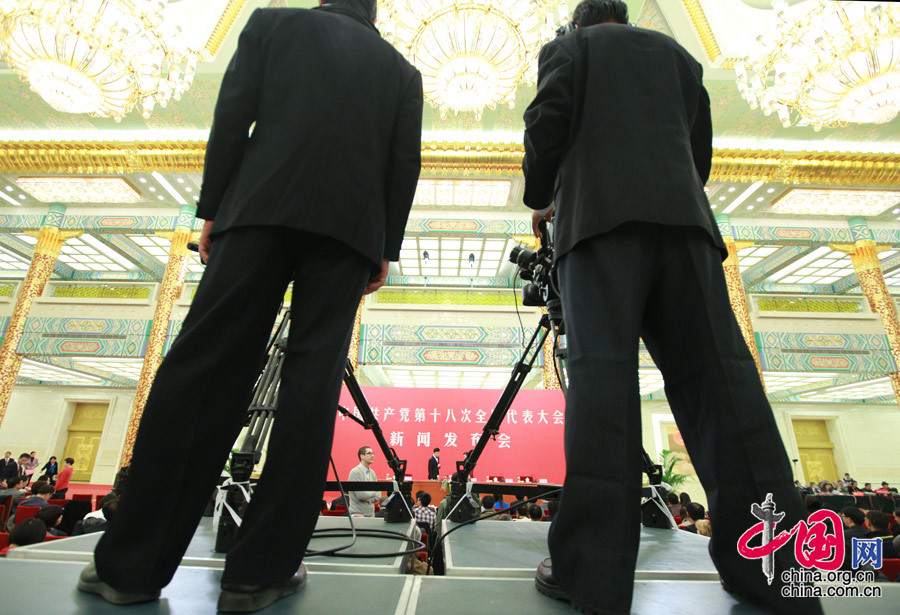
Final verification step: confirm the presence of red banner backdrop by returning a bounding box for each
[330,387,567,485]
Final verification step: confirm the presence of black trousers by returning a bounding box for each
[549,223,820,614]
[94,227,371,592]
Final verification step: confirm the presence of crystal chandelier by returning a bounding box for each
[379,0,569,119]
[735,0,900,130]
[0,0,199,121]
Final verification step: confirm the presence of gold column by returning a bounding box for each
[830,238,900,407]
[723,236,765,387]
[0,222,81,427]
[120,217,198,466]
[348,298,364,372]
[542,312,561,390]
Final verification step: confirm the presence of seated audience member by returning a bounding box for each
[805,495,823,514]
[861,482,874,493]
[695,519,712,537]
[492,494,509,510]
[666,492,682,518]
[434,473,481,528]
[679,492,691,510]
[864,511,899,559]
[413,491,436,533]
[7,517,47,549]
[480,495,496,518]
[875,481,894,495]
[330,494,347,511]
[35,505,66,536]
[845,480,860,494]
[72,493,118,536]
[546,499,559,521]
[822,483,835,494]
[527,504,543,522]
[0,474,25,499]
[680,503,705,533]
[51,457,74,499]
[83,498,118,535]
[28,478,49,496]
[841,506,868,539]
[7,483,54,531]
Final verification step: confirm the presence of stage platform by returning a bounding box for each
[443,520,719,580]
[3,517,898,614]
[9,515,417,575]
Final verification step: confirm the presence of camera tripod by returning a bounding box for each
[215,308,414,551]
[444,294,673,527]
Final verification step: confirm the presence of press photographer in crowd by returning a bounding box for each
[522,1,819,614]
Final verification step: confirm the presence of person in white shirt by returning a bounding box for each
[348,446,382,517]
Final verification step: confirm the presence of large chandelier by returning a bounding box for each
[735,0,900,130]
[0,0,199,121]
[379,0,569,119]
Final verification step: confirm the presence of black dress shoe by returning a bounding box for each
[218,564,308,613]
[77,562,160,605]
[535,558,605,615]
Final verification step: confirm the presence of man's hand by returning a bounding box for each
[365,258,390,295]
[532,206,555,239]
[198,220,214,264]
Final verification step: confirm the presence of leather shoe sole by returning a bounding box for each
[218,564,307,613]
[77,562,160,605]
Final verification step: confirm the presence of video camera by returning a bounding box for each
[509,220,557,308]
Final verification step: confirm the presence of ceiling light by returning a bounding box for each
[0,0,200,121]
[16,176,142,203]
[756,197,764,202]
[719,196,726,201]
[767,188,775,193]
[772,189,900,216]
[736,1,900,128]
[380,0,569,119]
[4,186,11,192]
[728,187,736,192]
[176,178,184,184]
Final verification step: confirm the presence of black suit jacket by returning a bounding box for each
[0,459,18,481]
[197,6,423,269]
[523,24,725,261]
[428,456,440,480]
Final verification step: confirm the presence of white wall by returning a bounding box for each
[639,400,900,509]
[0,385,135,485]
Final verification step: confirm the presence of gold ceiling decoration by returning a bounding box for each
[736,0,900,129]
[0,141,899,188]
[379,0,569,119]
[0,1,200,121]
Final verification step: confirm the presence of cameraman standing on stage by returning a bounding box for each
[523,2,819,614]
[77,1,422,612]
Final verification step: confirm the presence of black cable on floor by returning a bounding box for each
[426,487,562,574]
[305,455,425,559]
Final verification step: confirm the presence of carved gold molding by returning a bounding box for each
[1,141,898,187]
[682,0,739,69]
[204,0,250,58]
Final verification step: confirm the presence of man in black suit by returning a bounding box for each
[524,2,820,614]
[0,451,18,482]
[78,1,422,612]
[428,447,440,480]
